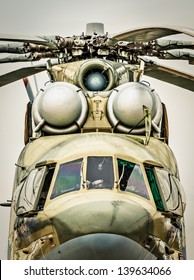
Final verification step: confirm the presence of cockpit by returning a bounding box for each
[50,156,150,199]
[14,155,186,217]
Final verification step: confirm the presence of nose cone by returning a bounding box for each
[43,233,156,260]
[45,194,152,260]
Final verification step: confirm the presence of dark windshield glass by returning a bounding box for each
[51,158,83,198]
[118,159,149,199]
[145,167,165,211]
[86,156,114,189]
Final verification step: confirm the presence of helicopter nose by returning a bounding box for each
[43,196,152,259]
[53,199,149,241]
[43,233,156,260]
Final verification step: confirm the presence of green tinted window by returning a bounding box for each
[118,159,150,199]
[145,167,165,211]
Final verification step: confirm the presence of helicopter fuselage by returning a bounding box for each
[9,132,186,260]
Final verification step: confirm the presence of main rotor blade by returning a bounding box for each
[143,59,194,92]
[160,50,194,64]
[0,34,48,44]
[0,53,35,63]
[0,64,46,87]
[0,42,55,54]
[0,34,57,48]
[156,39,194,51]
[0,51,58,63]
[113,26,194,42]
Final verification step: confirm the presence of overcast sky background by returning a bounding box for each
[0,0,193,259]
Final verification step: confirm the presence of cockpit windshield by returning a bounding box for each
[117,159,150,199]
[50,156,149,199]
[51,158,83,199]
[86,156,114,189]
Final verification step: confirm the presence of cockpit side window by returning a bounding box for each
[51,158,83,199]
[36,165,55,210]
[156,169,183,215]
[145,166,165,211]
[86,156,114,189]
[172,176,186,213]
[117,159,150,199]
[16,167,45,215]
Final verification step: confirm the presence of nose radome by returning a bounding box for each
[42,233,156,260]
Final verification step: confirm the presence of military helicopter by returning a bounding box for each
[0,23,193,260]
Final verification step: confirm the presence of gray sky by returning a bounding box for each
[0,0,194,259]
